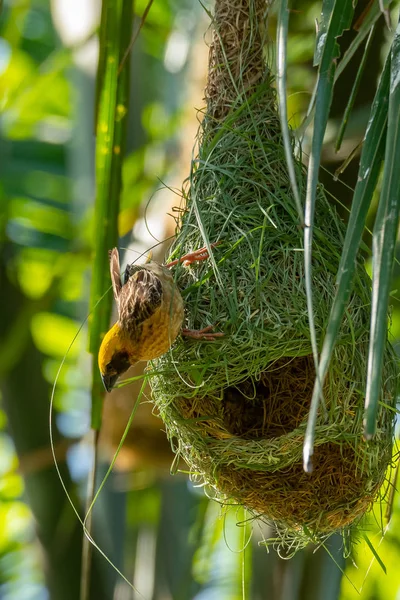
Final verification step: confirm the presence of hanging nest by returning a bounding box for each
[149,0,398,546]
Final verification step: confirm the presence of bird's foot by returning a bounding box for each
[182,325,224,341]
[166,242,220,268]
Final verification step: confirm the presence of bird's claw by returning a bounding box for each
[182,325,224,341]
[166,242,221,268]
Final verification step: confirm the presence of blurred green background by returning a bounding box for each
[1,0,400,599]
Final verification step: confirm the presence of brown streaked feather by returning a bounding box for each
[119,265,163,331]
[123,261,141,285]
[109,247,122,301]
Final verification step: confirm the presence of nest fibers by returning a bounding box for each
[150,0,397,546]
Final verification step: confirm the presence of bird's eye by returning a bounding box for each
[108,351,130,375]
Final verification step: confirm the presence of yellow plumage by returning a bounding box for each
[98,246,223,392]
[98,250,184,391]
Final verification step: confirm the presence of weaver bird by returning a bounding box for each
[99,246,223,392]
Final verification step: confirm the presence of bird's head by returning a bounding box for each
[98,322,132,392]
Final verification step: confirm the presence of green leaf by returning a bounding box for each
[364,20,400,438]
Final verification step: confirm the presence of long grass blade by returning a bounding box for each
[306,51,390,461]
[119,0,154,73]
[89,0,132,430]
[335,26,375,152]
[83,1,132,599]
[313,0,335,66]
[362,534,387,574]
[80,429,99,600]
[299,1,381,140]
[297,0,336,139]
[364,20,400,438]
[276,0,304,226]
[94,0,108,130]
[335,1,382,81]
[337,55,390,277]
[303,0,355,472]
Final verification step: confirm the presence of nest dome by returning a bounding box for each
[149,0,397,546]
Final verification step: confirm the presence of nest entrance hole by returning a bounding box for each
[176,355,321,441]
[222,355,318,439]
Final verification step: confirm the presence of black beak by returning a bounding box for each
[101,373,119,393]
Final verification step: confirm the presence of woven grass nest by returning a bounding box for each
[150,0,398,546]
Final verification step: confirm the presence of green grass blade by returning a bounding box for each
[306,51,390,471]
[119,0,154,73]
[337,55,390,277]
[314,0,335,66]
[364,21,400,438]
[276,0,304,226]
[335,1,382,81]
[362,534,387,574]
[80,429,99,600]
[299,2,380,140]
[303,0,355,472]
[89,0,132,430]
[94,0,108,130]
[83,4,133,598]
[335,26,375,152]
[298,0,336,136]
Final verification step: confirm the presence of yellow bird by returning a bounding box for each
[98,246,223,392]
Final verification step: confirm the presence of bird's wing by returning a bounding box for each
[119,266,164,328]
[109,248,122,301]
[123,261,138,285]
